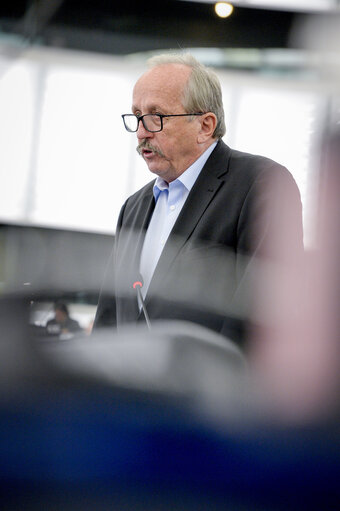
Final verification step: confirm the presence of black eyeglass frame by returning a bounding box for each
[121,113,205,133]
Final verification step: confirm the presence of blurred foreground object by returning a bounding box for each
[249,131,340,425]
[247,11,340,426]
[44,321,248,411]
[0,299,339,510]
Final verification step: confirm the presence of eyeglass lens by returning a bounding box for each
[124,114,162,132]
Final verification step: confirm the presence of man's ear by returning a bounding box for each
[197,112,217,143]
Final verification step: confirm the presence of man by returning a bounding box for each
[94,53,303,348]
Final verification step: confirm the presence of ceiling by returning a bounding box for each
[0,0,310,56]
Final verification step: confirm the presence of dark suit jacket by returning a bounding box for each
[94,140,303,347]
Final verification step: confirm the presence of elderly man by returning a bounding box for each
[94,53,303,348]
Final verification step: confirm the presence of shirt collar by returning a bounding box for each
[153,141,217,200]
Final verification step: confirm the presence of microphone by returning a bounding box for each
[133,280,151,330]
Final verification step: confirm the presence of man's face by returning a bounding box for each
[55,309,67,323]
[132,63,204,183]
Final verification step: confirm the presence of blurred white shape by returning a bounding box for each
[0,60,36,221]
[33,66,134,233]
[227,0,337,12]
[187,0,338,12]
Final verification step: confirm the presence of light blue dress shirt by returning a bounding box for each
[139,141,217,298]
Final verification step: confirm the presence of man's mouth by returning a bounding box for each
[142,148,153,158]
[137,142,164,159]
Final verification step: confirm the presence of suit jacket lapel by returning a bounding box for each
[145,140,232,303]
[129,188,155,272]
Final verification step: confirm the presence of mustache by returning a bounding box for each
[136,140,165,158]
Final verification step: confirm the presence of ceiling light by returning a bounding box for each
[215,2,234,18]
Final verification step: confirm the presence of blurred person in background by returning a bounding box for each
[46,302,82,337]
[94,53,303,349]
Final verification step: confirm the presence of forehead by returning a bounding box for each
[132,63,191,111]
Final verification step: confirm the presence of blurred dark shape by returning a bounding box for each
[0,296,42,391]
[18,0,65,43]
[0,1,296,56]
[0,223,113,297]
[0,296,340,511]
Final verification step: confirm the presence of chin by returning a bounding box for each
[145,162,167,176]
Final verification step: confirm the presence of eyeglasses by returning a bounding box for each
[122,113,205,133]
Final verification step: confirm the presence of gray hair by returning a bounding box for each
[147,53,226,139]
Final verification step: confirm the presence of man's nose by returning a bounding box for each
[137,119,152,139]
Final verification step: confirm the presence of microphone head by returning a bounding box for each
[132,281,143,289]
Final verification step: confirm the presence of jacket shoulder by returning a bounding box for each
[228,146,292,181]
[209,140,292,182]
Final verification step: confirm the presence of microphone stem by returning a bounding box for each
[136,286,151,330]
